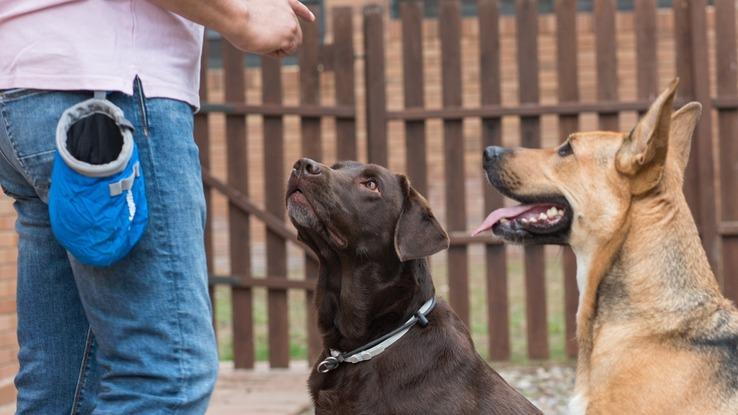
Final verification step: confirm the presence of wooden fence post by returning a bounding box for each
[263,55,290,368]
[478,0,509,361]
[715,0,738,302]
[334,7,358,162]
[555,0,580,360]
[594,0,619,131]
[364,5,388,166]
[516,0,548,360]
[401,0,428,196]
[224,41,255,369]
[674,0,719,276]
[440,0,470,327]
[195,36,216,336]
[299,3,323,365]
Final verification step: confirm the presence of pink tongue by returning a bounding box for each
[471,205,540,236]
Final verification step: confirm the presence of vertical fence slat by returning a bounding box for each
[262,56,289,368]
[299,6,323,364]
[555,0,579,359]
[401,0,428,195]
[635,0,658,102]
[440,0,470,326]
[673,0,700,219]
[685,0,719,275]
[195,37,216,336]
[516,0,548,360]
[675,0,719,276]
[594,0,619,131]
[224,43,254,369]
[364,5,388,166]
[479,0,509,361]
[334,7,357,162]
[716,0,738,301]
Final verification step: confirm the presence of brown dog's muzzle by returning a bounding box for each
[292,157,324,179]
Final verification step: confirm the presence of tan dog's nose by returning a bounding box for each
[293,158,323,177]
[484,146,508,163]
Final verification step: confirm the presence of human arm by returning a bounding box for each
[149,0,315,57]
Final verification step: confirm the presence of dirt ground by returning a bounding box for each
[209,361,575,415]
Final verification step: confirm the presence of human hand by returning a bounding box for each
[224,0,315,57]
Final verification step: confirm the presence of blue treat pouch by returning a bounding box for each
[49,93,148,266]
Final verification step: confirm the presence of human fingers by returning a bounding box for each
[289,0,315,22]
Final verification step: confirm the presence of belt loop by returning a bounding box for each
[93,91,107,100]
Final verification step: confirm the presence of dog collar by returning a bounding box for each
[317,297,437,373]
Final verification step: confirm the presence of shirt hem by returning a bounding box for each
[0,75,200,109]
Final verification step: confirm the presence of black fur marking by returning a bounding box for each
[690,310,738,393]
[595,255,631,320]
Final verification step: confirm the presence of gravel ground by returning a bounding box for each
[497,363,575,414]
[299,363,575,415]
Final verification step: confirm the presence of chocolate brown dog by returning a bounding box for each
[286,159,541,415]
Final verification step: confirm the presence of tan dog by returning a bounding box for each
[475,79,738,414]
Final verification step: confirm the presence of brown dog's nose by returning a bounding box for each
[293,158,322,177]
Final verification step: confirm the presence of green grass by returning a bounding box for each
[214,246,573,364]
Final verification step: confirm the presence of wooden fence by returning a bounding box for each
[195,0,738,367]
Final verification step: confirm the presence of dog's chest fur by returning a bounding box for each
[308,307,541,415]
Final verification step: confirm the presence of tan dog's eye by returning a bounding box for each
[557,142,574,157]
[363,179,379,192]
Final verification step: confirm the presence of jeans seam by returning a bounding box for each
[0,102,18,174]
[137,120,189,413]
[0,101,33,186]
[0,89,49,103]
[70,328,94,415]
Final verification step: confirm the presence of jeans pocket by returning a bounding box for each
[0,88,51,103]
[0,91,89,201]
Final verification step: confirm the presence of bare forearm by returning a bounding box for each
[148,0,247,37]
[149,0,315,56]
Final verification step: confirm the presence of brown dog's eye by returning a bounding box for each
[363,179,379,192]
[557,141,574,157]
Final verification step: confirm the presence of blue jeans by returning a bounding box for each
[0,83,218,414]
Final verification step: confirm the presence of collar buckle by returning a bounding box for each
[317,356,340,373]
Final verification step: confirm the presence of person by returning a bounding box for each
[0,0,314,413]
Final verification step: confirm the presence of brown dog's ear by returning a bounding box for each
[616,78,679,195]
[667,101,702,175]
[394,175,449,262]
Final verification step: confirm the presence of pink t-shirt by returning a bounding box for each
[0,0,204,107]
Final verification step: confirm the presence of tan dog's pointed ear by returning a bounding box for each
[668,101,702,175]
[394,175,449,262]
[616,78,679,195]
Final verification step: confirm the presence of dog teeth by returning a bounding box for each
[547,207,557,217]
[521,218,530,224]
[557,208,565,216]
[500,218,510,225]
[539,212,548,220]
